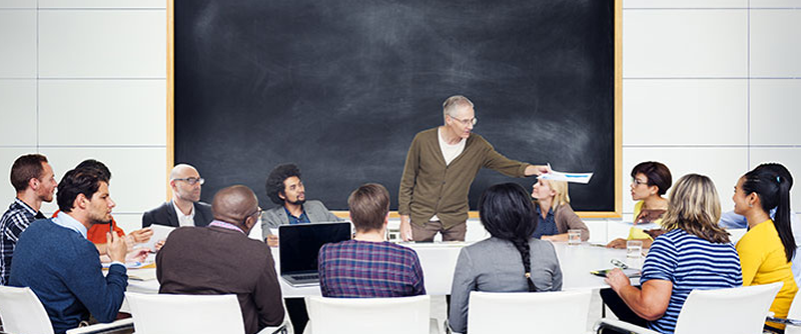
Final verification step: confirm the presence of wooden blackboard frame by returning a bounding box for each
[164,0,623,219]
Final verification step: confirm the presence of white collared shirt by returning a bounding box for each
[51,211,88,239]
[171,200,195,227]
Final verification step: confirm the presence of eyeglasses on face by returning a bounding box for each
[631,178,648,186]
[173,177,205,185]
[449,115,478,126]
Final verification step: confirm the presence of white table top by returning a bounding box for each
[126,241,641,297]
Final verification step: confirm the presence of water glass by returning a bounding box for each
[568,229,582,246]
[626,240,643,259]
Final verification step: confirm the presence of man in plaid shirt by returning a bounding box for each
[318,183,425,298]
[0,154,57,285]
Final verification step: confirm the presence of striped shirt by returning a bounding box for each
[641,229,742,333]
[318,240,425,298]
[0,198,45,285]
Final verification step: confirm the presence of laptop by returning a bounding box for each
[278,221,352,287]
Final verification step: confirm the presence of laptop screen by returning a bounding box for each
[279,222,352,275]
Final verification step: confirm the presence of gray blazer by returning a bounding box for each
[448,237,563,333]
[260,200,340,240]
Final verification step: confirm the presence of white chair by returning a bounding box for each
[464,290,592,334]
[304,295,433,334]
[595,282,782,334]
[769,287,801,334]
[0,285,133,334]
[126,292,288,334]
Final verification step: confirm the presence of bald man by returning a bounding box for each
[142,164,213,228]
[156,185,284,334]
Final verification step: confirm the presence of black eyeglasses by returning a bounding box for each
[173,177,205,185]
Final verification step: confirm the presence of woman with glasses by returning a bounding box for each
[607,161,672,249]
[530,178,589,241]
[603,174,742,334]
[448,183,562,333]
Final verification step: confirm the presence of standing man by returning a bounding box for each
[157,185,284,334]
[0,154,57,285]
[9,167,128,334]
[399,95,549,242]
[142,164,213,228]
[261,163,339,247]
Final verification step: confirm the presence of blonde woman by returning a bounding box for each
[530,179,589,241]
[603,174,742,334]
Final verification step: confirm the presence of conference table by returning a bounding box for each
[126,241,641,297]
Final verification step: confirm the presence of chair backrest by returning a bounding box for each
[674,282,782,334]
[466,290,591,334]
[784,289,801,334]
[305,295,430,334]
[0,285,55,334]
[125,292,246,334]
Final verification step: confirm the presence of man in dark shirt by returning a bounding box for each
[0,154,57,285]
[156,185,284,334]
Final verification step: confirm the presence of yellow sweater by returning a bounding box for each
[737,219,798,325]
[627,201,664,240]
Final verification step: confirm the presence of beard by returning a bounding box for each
[288,198,306,206]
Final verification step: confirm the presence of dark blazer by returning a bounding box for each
[141,201,213,228]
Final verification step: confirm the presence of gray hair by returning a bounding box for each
[442,95,474,120]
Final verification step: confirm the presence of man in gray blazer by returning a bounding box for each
[142,164,213,229]
[261,163,339,246]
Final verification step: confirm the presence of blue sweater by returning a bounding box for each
[9,219,127,334]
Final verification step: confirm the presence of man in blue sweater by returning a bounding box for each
[10,167,128,334]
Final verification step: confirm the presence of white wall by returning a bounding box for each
[1,1,799,239]
[0,0,167,232]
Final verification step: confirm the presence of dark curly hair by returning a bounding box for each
[265,163,301,204]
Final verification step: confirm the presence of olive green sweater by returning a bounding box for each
[399,128,531,229]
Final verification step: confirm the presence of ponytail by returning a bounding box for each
[775,176,795,263]
[511,238,538,292]
[743,163,796,263]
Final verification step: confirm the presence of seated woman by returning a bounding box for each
[530,179,589,241]
[317,183,425,297]
[449,183,562,333]
[604,174,742,334]
[733,164,798,333]
[607,161,672,249]
[720,163,801,282]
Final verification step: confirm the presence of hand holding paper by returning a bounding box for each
[539,163,593,184]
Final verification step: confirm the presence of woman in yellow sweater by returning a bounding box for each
[607,161,672,249]
[734,163,797,333]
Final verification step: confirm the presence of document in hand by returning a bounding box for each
[590,268,641,278]
[539,164,593,184]
[138,224,175,251]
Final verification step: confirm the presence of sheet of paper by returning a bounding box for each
[127,269,157,281]
[138,224,175,251]
[539,164,593,184]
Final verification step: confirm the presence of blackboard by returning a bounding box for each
[173,0,620,214]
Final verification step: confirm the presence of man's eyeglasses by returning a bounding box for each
[173,177,205,185]
[449,115,478,126]
[244,207,263,223]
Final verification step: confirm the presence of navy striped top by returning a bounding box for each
[641,229,742,333]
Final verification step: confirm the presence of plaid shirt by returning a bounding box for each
[0,198,45,285]
[318,240,425,298]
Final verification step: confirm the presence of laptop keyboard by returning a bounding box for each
[291,274,319,280]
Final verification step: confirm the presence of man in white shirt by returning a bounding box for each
[142,164,213,229]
